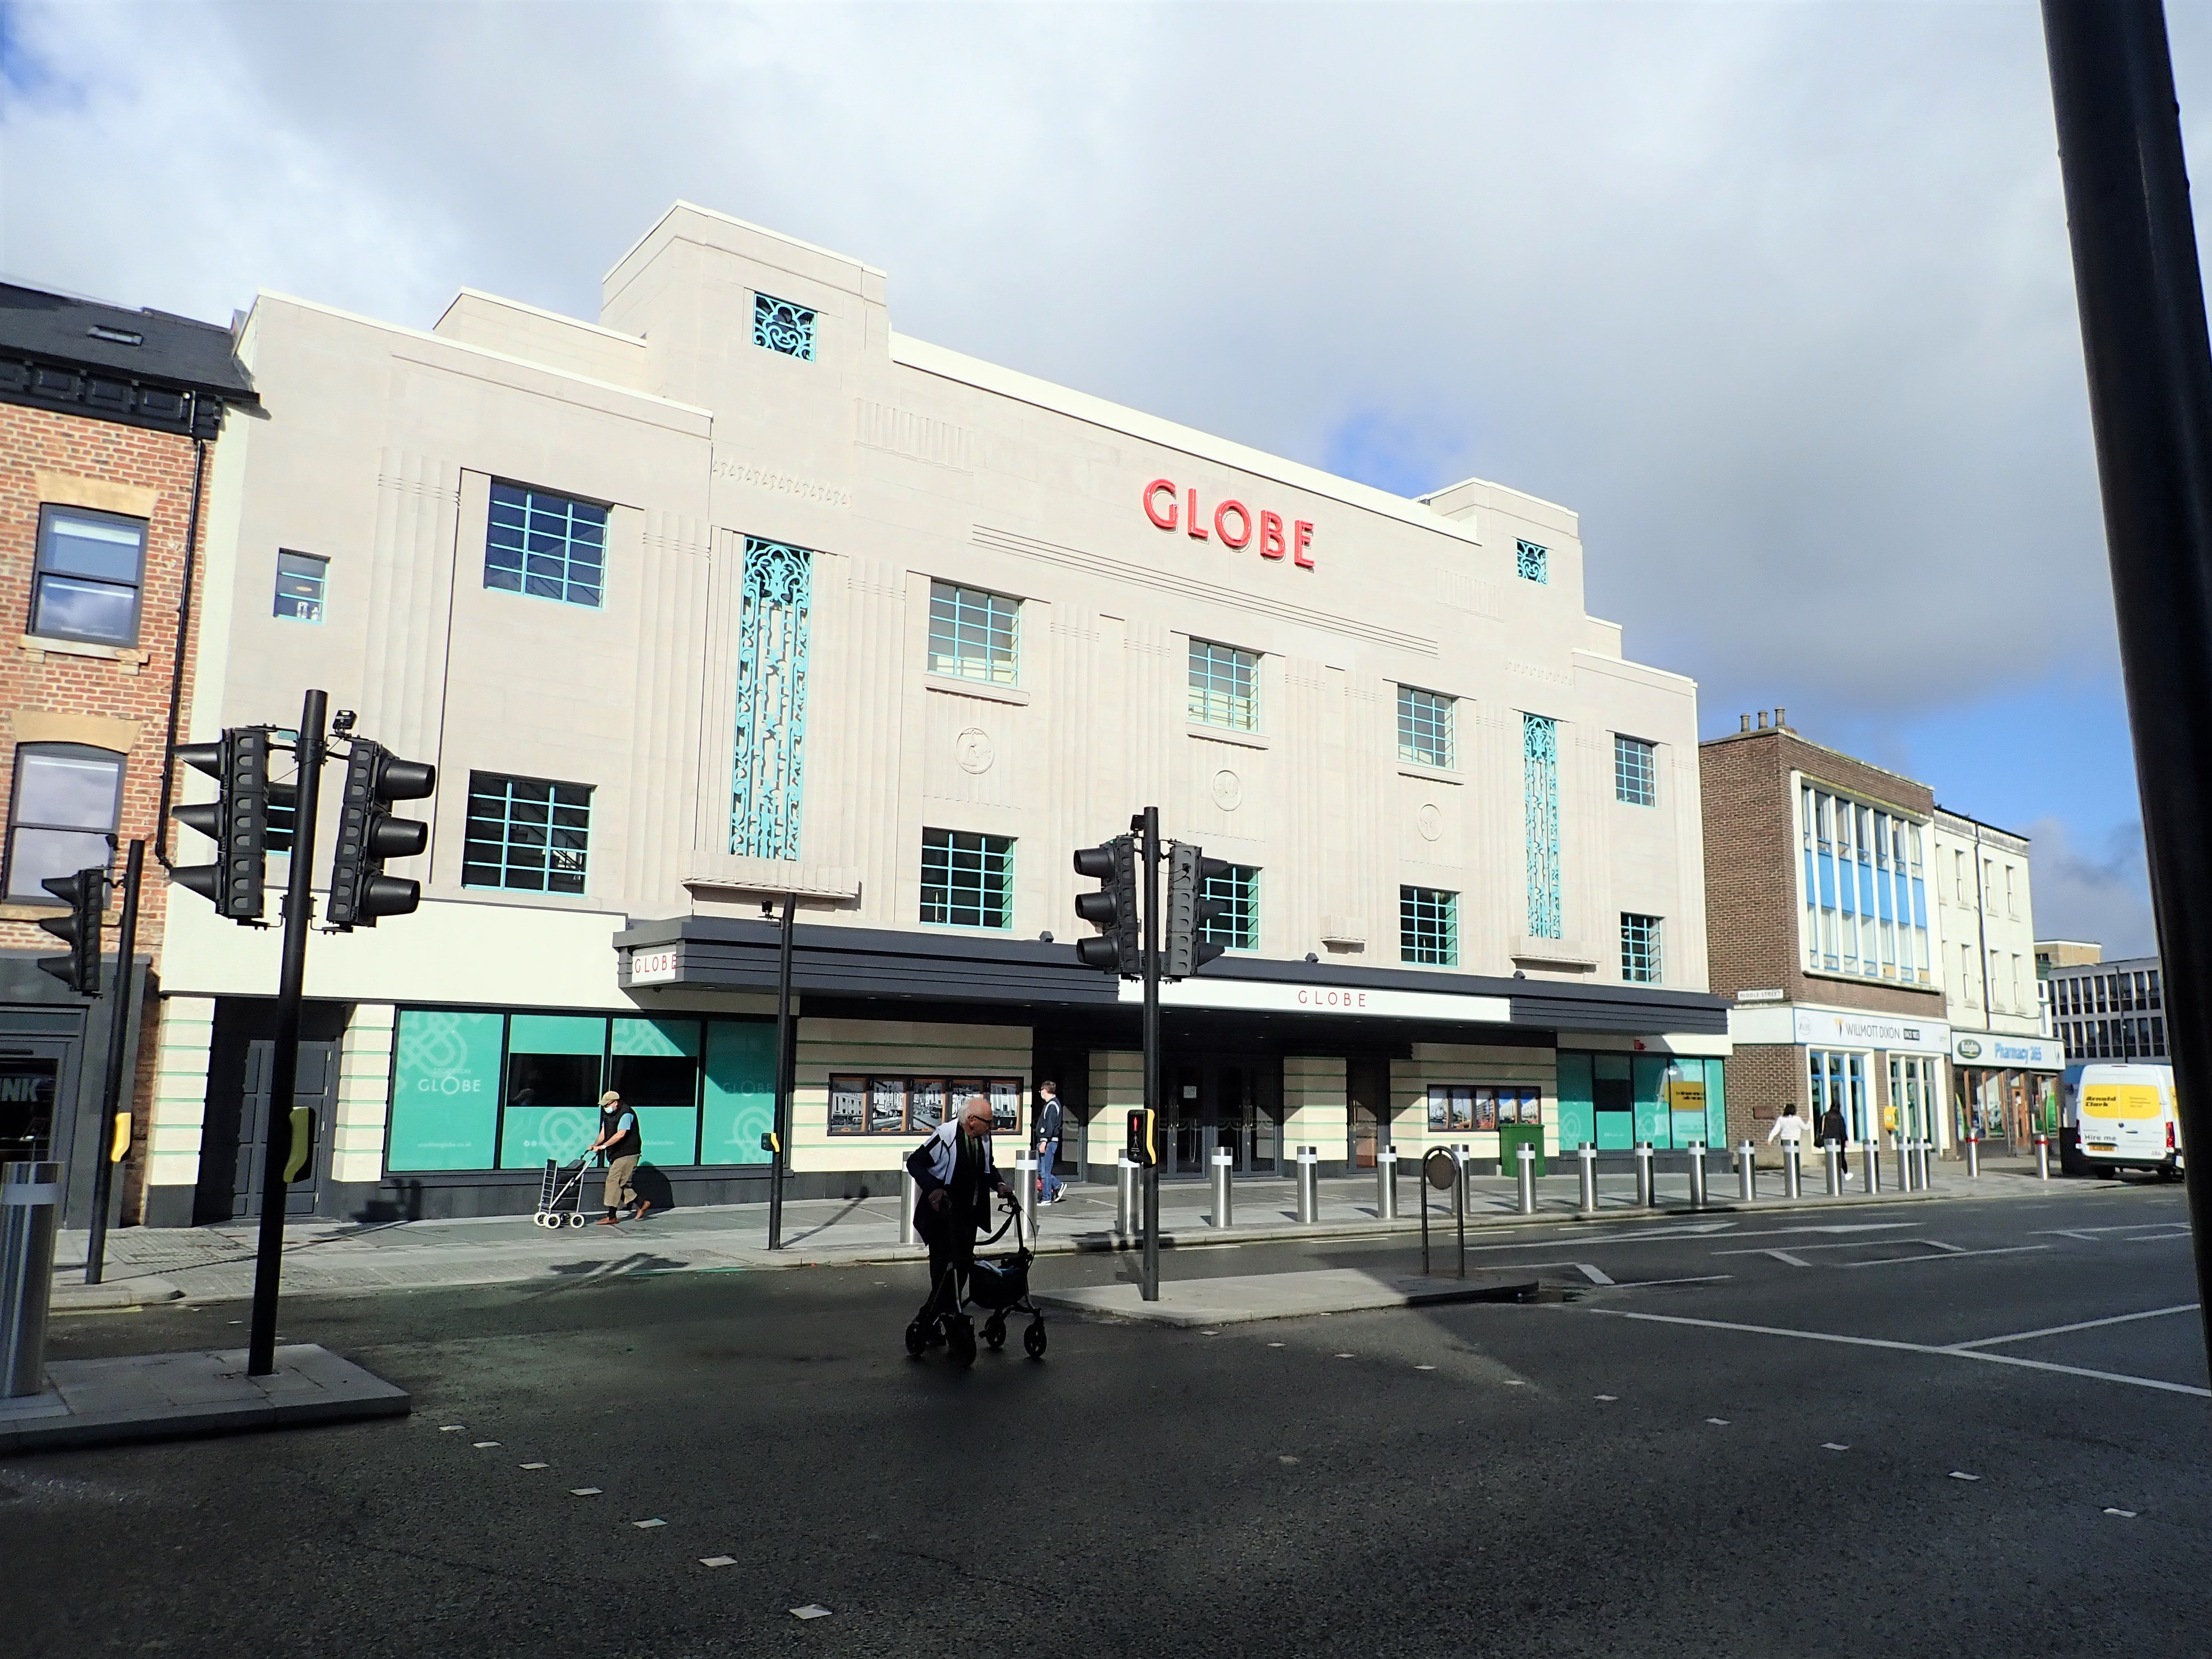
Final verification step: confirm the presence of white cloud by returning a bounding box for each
[2025,816,2157,959]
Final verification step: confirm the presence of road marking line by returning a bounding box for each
[437,1425,465,1432]
[1707,1417,1730,1426]
[1415,1364,1436,1370]
[2104,1508,2137,1518]
[1595,1394,1618,1400]
[1583,1308,2212,1397]
[519,1462,550,1470]
[472,1441,500,1448]
[570,1488,602,1496]
[1822,1443,1849,1451]
[701,1556,737,1567]
[1577,1263,1615,1286]
[1838,1245,2051,1268]
[1334,1352,1355,1358]
[790,1605,833,1621]
[2124,1231,2193,1243]
[634,1519,666,1528]
[1946,1303,2200,1350]
[1617,1275,1735,1287]
[1950,1472,1979,1481]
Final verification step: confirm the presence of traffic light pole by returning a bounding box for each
[248,688,326,1378]
[82,838,143,1287]
[1141,805,1161,1303]
[766,890,795,1251]
[2042,1,2212,1365]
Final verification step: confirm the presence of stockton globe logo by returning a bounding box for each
[401,1011,486,1094]
[1143,478,1316,569]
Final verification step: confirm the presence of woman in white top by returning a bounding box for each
[1766,1103,1807,1150]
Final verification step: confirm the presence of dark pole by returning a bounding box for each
[82,838,144,1286]
[247,690,325,1378]
[1141,805,1161,1302]
[2042,0,2212,1359]
[767,891,796,1250]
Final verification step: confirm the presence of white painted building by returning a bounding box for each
[1930,808,2060,1147]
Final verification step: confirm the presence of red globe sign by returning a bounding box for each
[1143,478,1315,570]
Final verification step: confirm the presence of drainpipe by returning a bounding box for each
[154,418,207,869]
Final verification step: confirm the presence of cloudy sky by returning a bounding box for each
[3,0,2198,955]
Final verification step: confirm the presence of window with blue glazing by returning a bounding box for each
[1524,713,1562,939]
[273,551,327,623]
[1397,686,1454,769]
[1515,538,1548,584]
[1614,735,1656,806]
[731,539,812,859]
[485,482,606,608]
[754,293,817,360]
[1620,912,1662,983]
[928,582,1019,685]
[463,771,592,895]
[921,828,1013,930]
[1799,782,1929,984]
[1400,885,1458,967]
[1189,639,1259,731]
[34,505,145,646]
[1202,864,1259,952]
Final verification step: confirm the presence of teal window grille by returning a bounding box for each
[754,293,817,360]
[273,551,327,623]
[1400,885,1458,967]
[1397,686,1455,769]
[1515,538,1548,584]
[928,581,1019,685]
[463,772,592,895]
[1524,713,1562,938]
[1202,864,1260,951]
[920,828,1014,930]
[1188,639,1259,731]
[1621,912,1662,983]
[1614,735,1656,806]
[486,481,606,608]
[731,538,812,859]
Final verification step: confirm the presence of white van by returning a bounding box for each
[2073,1062,2184,1178]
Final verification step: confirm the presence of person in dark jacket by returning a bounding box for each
[1818,1101,1850,1175]
[906,1093,1014,1321]
[587,1089,650,1224]
[1032,1079,1065,1205]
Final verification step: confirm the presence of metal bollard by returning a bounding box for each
[1,1161,60,1399]
[1634,1141,1656,1207]
[1015,1153,1039,1239]
[1737,1140,1757,1202]
[1516,1144,1538,1215]
[1915,1139,1932,1190]
[1783,1145,1802,1199]
[1965,1136,1981,1178]
[1687,1140,1708,1210]
[1862,1138,1881,1194]
[1376,1148,1399,1220]
[1824,1140,1843,1196]
[1578,1142,1599,1214]
[1296,1146,1320,1224]
[1894,1137,1910,1194]
[1457,1142,1478,1217]
[1116,1155,1140,1235]
[900,1168,919,1244]
[1210,1147,1234,1228]
[2036,1134,2052,1180]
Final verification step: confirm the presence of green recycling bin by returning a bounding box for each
[1499,1123,1546,1178]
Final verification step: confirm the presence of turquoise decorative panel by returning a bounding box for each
[701,1021,777,1165]
[1555,1052,1594,1150]
[509,1013,608,1056]
[1631,1054,1668,1146]
[613,1017,701,1058]
[388,1010,503,1171]
[731,539,811,859]
[499,1104,599,1170]
[1524,713,1562,940]
[634,1105,701,1167]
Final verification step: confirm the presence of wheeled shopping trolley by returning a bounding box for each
[905,1199,1046,1365]
[533,1156,592,1228]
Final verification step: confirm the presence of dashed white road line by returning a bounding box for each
[1945,1303,2200,1351]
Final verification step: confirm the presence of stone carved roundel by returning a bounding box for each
[1417,802,1444,842]
[955,727,995,775]
[1211,769,1243,811]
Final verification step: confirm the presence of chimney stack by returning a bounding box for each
[1775,707,1787,730]
[1739,714,1750,733]
[1756,711,1768,729]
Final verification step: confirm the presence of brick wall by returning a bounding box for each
[1,401,209,1222]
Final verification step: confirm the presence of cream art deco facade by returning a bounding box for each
[144,204,1725,1223]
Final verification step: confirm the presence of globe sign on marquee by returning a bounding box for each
[1143,478,1317,569]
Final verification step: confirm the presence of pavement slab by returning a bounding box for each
[1036,1266,1538,1325]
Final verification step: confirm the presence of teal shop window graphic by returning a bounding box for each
[388,1010,504,1171]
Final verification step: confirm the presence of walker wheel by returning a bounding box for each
[983,1316,1006,1350]
[567,1212,587,1228]
[1023,1319,1047,1360]
[904,1321,927,1358]
[531,1212,548,1228]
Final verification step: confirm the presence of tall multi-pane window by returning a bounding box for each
[754,293,817,360]
[1799,783,1930,984]
[486,482,606,608]
[273,551,328,623]
[1620,914,1662,983]
[1201,864,1260,951]
[920,828,1013,930]
[33,505,145,646]
[463,773,592,894]
[1400,885,1458,967]
[1614,735,1657,806]
[1514,538,1548,584]
[927,582,1019,685]
[1188,639,1259,731]
[3,744,122,901]
[1396,686,1454,769]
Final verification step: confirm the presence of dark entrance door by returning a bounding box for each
[231,1039,338,1220]
[1593,1053,1634,1150]
[1347,1055,1390,1168]
[1169,1058,1281,1176]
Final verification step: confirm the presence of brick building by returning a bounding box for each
[1700,709,1950,1157]
[0,283,255,1228]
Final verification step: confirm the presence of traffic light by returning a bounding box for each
[325,740,436,928]
[171,729,270,920]
[1125,1107,1161,1167]
[35,867,104,995]
[1163,843,1233,979]
[1073,834,1140,974]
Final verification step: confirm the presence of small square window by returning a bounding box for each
[1515,538,1548,585]
[463,772,593,895]
[33,505,145,646]
[1614,735,1656,806]
[1188,639,1259,732]
[1401,885,1458,967]
[1398,686,1455,769]
[1201,865,1260,952]
[274,551,328,623]
[1621,912,1663,983]
[928,582,1019,685]
[754,293,817,361]
[920,828,1013,930]
[485,482,606,609]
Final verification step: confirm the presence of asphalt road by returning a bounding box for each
[8,1181,2210,1658]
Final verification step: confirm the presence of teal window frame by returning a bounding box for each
[1621,912,1662,983]
[754,293,817,360]
[1202,864,1259,952]
[463,771,593,895]
[274,550,327,623]
[1188,638,1259,731]
[1614,734,1656,806]
[1515,538,1548,584]
[485,481,606,608]
[1400,885,1458,967]
[920,827,1014,930]
[927,581,1020,685]
[1397,685,1455,769]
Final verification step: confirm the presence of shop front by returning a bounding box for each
[1949,1031,2063,1151]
